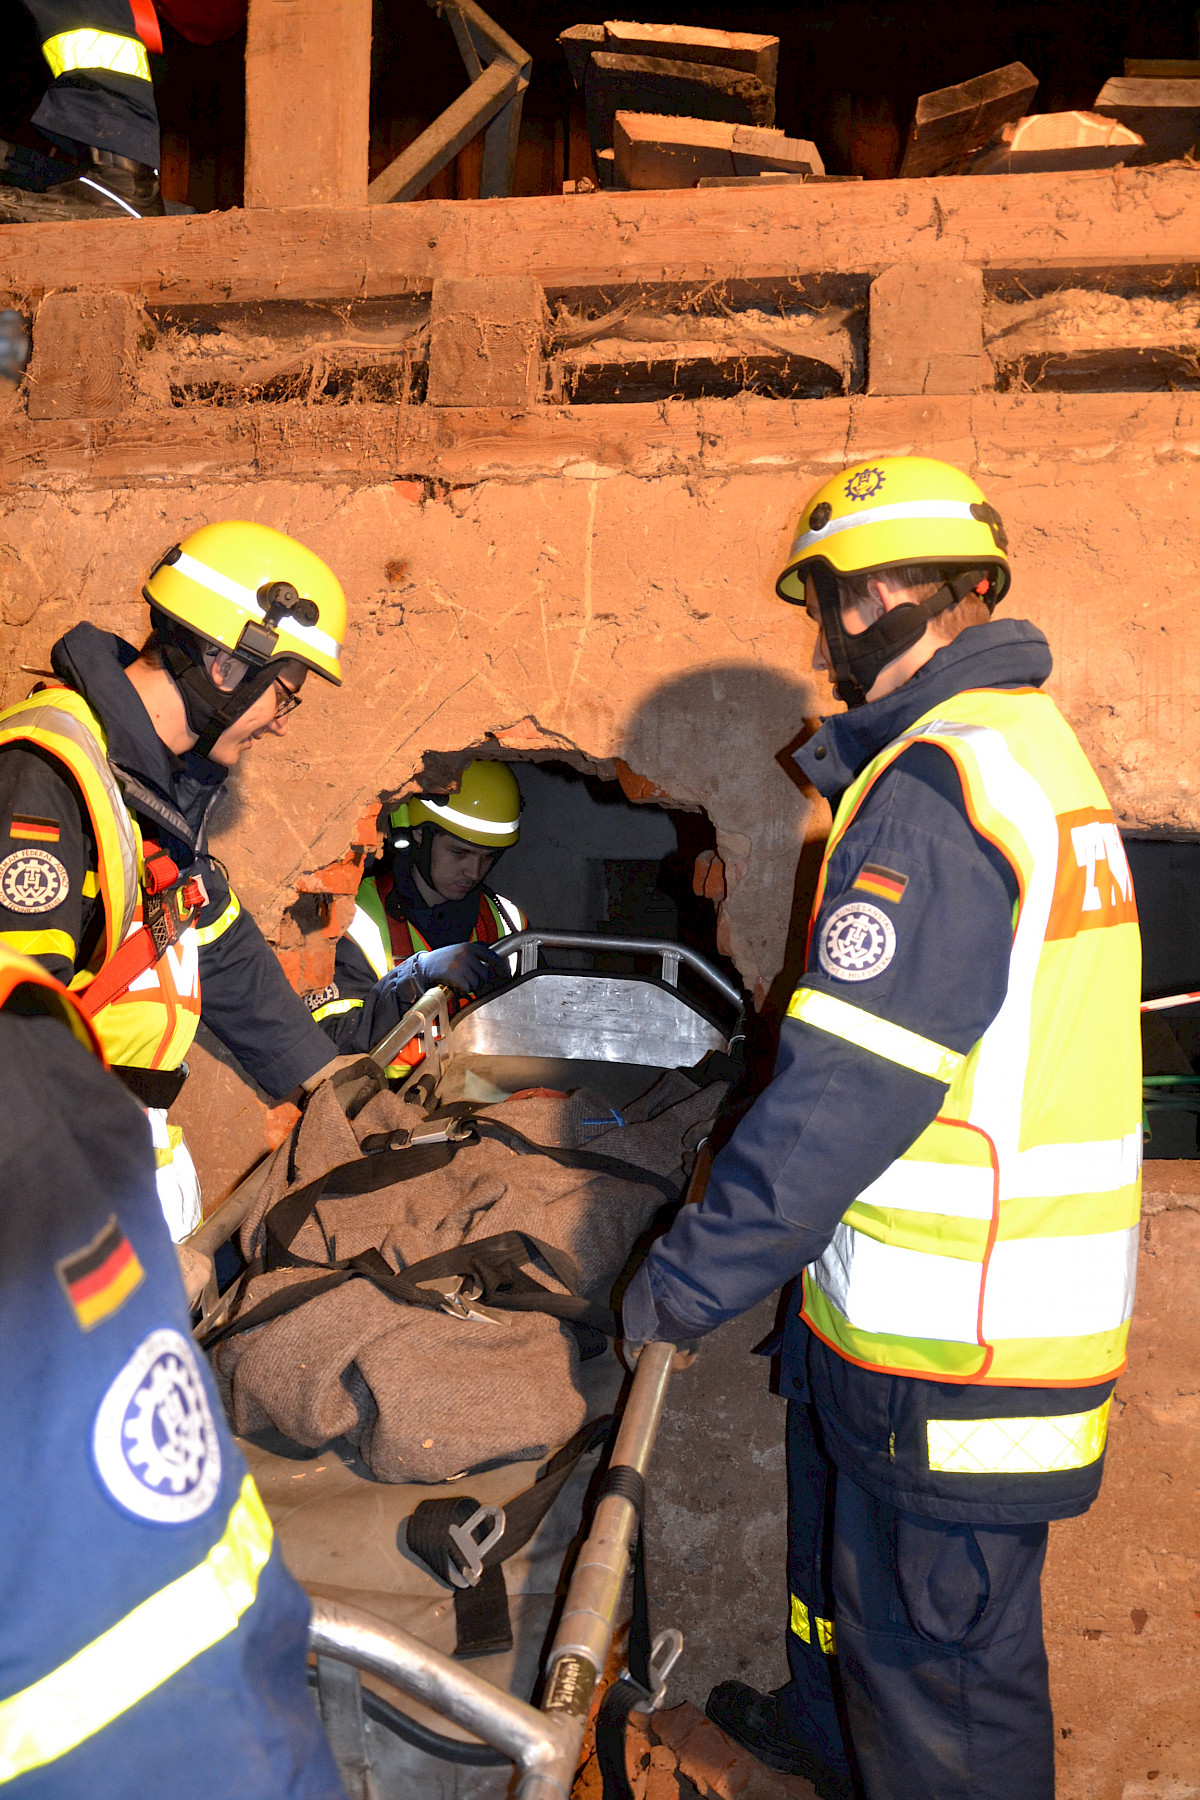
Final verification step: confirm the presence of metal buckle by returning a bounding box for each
[628,1629,685,1712]
[446,1503,506,1588]
[420,1273,505,1325]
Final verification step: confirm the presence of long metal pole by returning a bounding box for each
[520,1339,677,1800]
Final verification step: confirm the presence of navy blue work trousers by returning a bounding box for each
[24,0,160,166]
[778,1401,1055,1800]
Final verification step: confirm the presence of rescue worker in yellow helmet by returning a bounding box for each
[308,759,527,1072]
[0,519,352,1241]
[622,457,1141,1800]
[0,942,345,1798]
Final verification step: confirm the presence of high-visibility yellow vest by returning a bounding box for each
[319,873,523,1077]
[791,686,1142,1388]
[0,689,206,1071]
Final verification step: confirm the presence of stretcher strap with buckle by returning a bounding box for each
[405,1416,613,1658]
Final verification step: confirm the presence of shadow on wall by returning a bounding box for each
[618,658,829,1045]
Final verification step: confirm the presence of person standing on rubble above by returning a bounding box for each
[1,0,246,222]
[0,943,345,1799]
[0,520,356,1242]
[622,456,1141,1800]
[307,758,526,1073]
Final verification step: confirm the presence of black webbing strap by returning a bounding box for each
[201,1116,679,1350]
[596,1467,654,1800]
[406,1415,613,1658]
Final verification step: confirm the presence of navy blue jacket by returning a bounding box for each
[622,621,1115,1523]
[0,626,335,1097]
[0,1003,343,1798]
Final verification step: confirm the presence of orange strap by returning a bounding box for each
[128,0,163,55]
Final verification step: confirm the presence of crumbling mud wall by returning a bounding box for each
[3,389,1200,1188]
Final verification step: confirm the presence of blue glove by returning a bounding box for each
[413,940,506,998]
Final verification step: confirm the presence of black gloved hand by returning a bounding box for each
[413,940,506,998]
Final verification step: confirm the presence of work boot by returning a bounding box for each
[706,1682,855,1800]
[0,144,163,221]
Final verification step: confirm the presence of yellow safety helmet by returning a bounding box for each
[145,520,346,686]
[391,760,521,849]
[776,456,1010,604]
[777,456,1011,709]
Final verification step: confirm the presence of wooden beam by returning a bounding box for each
[25,292,140,419]
[899,62,1038,178]
[585,51,775,168]
[4,168,1200,303]
[869,265,989,395]
[3,392,1195,490]
[367,60,520,204]
[427,276,546,406]
[971,110,1144,175]
[243,0,371,208]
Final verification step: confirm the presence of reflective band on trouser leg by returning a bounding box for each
[0,1475,272,1783]
[310,997,362,1023]
[41,30,152,81]
[790,1596,836,1655]
[786,986,964,1084]
[927,1398,1112,1474]
[193,892,241,947]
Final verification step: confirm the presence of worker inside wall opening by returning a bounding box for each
[0,519,366,1242]
[307,759,528,1071]
[622,455,1142,1800]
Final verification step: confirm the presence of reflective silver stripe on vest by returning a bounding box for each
[10,703,138,947]
[345,904,390,981]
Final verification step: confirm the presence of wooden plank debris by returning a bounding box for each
[898,62,1038,178]
[986,288,1200,390]
[613,113,822,188]
[1124,60,1200,79]
[1093,77,1200,161]
[869,265,989,396]
[243,0,372,208]
[585,51,775,178]
[427,276,546,407]
[602,22,778,88]
[25,292,141,420]
[972,111,1143,174]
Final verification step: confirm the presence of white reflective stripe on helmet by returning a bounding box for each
[791,499,979,559]
[170,551,342,661]
[418,797,520,838]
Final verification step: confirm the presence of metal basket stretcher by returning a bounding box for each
[184,932,744,1800]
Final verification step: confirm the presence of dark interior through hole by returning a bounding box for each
[466,757,738,1002]
[1127,834,1200,1159]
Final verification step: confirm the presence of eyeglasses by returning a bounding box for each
[273,680,302,720]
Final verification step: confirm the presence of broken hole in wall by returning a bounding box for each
[1127,832,1200,1159]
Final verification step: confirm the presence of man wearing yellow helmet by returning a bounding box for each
[0,520,353,1240]
[622,458,1140,1800]
[308,759,526,1072]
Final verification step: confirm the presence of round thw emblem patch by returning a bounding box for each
[93,1328,222,1525]
[0,847,70,914]
[819,901,897,982]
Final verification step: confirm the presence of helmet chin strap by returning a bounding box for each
[812,564,995,709]
[153,612,280,760]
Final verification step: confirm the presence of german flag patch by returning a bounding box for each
[56,1217,144,1331]
[853,863,908,905]
[8,815,61,844]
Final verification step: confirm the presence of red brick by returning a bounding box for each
[320,893,357,937]
[614,758,675,804]
[294,853,362,894]
[392,479,425,504]
[263,1101,301,1150]
[693,848,727,902]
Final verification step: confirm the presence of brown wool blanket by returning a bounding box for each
[210,1073,724,1482]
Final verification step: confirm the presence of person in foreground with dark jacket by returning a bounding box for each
[621,456,1142,1800]
[0,943,345,1799]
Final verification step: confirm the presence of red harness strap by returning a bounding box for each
[77,844,206,1020]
